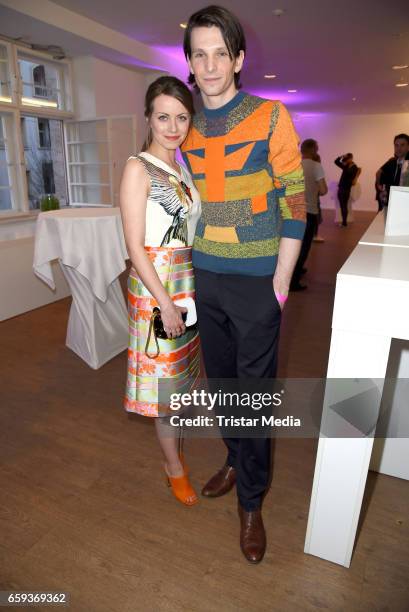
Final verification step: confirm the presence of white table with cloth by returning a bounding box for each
[33,208,129,369]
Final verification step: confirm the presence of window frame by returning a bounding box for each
[0,108,27,215]
[17,47,73,116]
[0,38,74,219]
[0,40,14,105]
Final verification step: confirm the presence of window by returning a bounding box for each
[42,162,55,194]
[18,53,71,112]
[0,40,73,215]
[65,117,136,207]
[66,119,111,206]
[25,169,31,198]
[19,57,58,108]
[33,65,47,97]
[22,115,67,209]
[38,118,51,148]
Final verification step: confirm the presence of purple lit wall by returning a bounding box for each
[247,88,327,109]
[152,45,187,81]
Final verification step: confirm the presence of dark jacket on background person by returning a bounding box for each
[379,152,409,197]
[334,156,359,192]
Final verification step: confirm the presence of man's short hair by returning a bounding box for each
[394,133,409,144]
[183,5,246,89]
[300,139,318,155]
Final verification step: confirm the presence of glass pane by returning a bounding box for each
[67,142,109,164]
[72,185,111,206]
[0,187,12,210]
[65,120,113,206]
[18,56,65,111]
[66,120,107,143]
[69,163,110,185]
[0,116,12,210]
[22,115,68,209]
[0,45,11,102]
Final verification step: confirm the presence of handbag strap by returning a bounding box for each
[145,310,161,359]
[144,247,182,359]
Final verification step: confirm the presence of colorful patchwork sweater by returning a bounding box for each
[181,91,306,275]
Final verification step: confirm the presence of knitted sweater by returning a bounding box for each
[181,91,306,275]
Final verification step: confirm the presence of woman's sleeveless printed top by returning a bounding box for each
[129,152,201,248]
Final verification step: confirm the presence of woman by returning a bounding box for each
[119,76,201,506]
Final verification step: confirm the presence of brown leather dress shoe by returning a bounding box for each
[201,464,236,497]
[238,505,266,564]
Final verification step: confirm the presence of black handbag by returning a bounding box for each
[145,307,195,359]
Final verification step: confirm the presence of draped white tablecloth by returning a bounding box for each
[33,208,129,369]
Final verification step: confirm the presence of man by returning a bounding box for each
[376,133,409,209]
[334,153,360,227]
[182,5,306,563]
[291,139,327,291]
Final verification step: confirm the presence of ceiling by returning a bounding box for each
[1,0,409,114]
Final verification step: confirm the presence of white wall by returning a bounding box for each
[0,236,70,321]
[93,59,146,124]
[294,112,409,211]
[72,56,167,150]
[71,56,97,119]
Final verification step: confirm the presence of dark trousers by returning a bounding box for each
[338,188,351,226]
[194,268,282,511]
[292,212,318,285]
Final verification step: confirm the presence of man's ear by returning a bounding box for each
[234,50,245,74]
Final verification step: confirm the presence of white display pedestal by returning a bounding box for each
[304,195,409,567]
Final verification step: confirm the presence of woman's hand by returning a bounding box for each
[160,303,187,338]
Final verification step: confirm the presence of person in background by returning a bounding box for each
[120,76,201,507]
[291,139,327,291]
[376,133,409,210]
[312,151,325,243]
[334,153,361,227]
